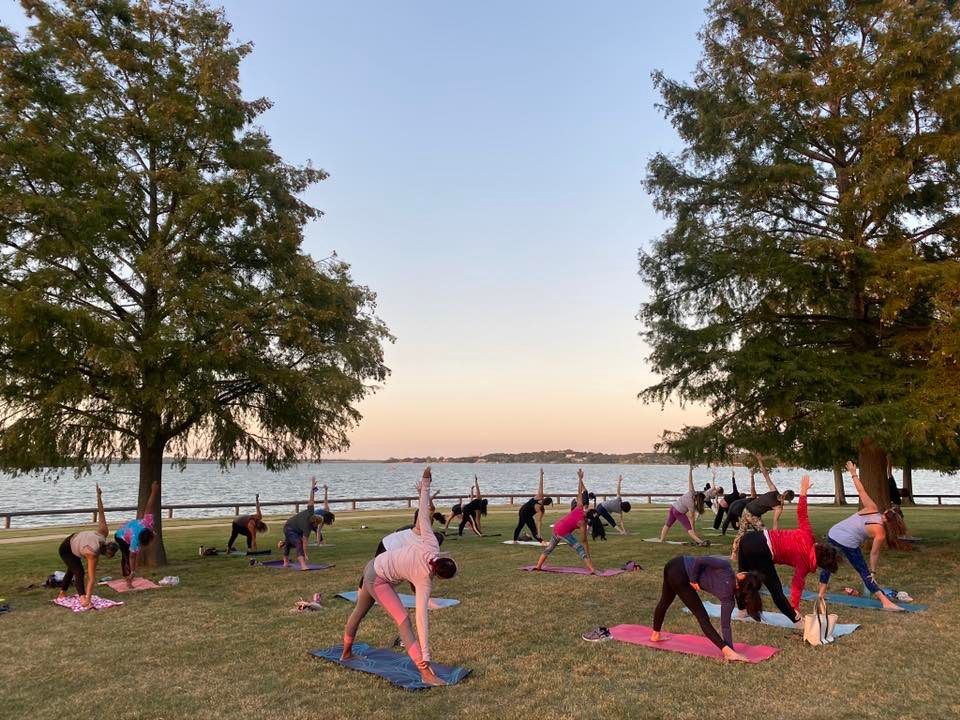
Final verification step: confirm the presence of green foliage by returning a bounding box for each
[641,0,960,471]
[0,0,391,475]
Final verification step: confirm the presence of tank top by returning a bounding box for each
[828,511,883,548]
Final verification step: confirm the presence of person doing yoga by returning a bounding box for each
[444,480,479,532]
[280,479,333,569]
[720,469,757,534]
[513,469,554,543]
[658,464,708,545]
[57,485,118,607]
[313,485,336,545]
[595,475,631,534]
[227,493,268,553]
[533,469,598,574]
[736,475,839,622]
[817,461,906,611]
[458,476,488,536]
[649,555,764,662]
[341,468,458,686]
[713,470,746,530]
[114,481,159,586]
[730,453,795,558]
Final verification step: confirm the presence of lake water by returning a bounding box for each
[1,462,957,528]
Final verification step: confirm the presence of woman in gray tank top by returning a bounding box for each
[57,485,118,608]
[817,461,905,611]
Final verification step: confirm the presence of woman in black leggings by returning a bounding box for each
[57,485,118,607]
[458,476,487,536]
[513,469,553,542]
[713,470,747,530]
[650,555,763,662]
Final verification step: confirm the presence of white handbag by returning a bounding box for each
[803,597,838,646]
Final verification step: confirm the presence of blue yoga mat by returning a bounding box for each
[260,560,333,571]
[798,589,927,612]
[336,591,460,609]
[690,601,860,638]
[309,643,471,690]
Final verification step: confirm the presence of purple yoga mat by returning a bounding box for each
[608,624,779,663]
[520,561,639,577]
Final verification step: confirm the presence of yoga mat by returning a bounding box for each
[246,549,272,556]
[309,643,471,690]
[643,538,690,545]
[99,577,162,593]
[501,540,545,546]
[260,560,334,571]
[53,595,124,612]
[607,624,778,663]
[690,602,860,638]
[794,589,927,612]
[336,591,460,610]
[520,561,639,577]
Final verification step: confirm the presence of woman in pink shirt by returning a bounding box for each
[340,468,458,686]
[533,469,599,574]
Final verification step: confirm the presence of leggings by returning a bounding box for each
[116,536,133,577]
[283,526,305,558]
[344,560,425,667]
[541,532,587,560]
[713,505,727,530]
[596,505,617,528]
[818,537,881,595]
[228,523,252,551]
[58,536,85,595]
[514,508,541,542]
[665,506,692,531]
[458,511,479,536]
[737,532,799,622]
[731,509,765,559]
[653,557,728,650]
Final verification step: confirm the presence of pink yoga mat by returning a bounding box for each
[520,561,639,577]
[99,578,161,593]
[53,595,124,612]
[607,624,778,663]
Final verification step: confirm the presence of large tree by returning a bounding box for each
[640,0,960,504]
[0,0,391,564]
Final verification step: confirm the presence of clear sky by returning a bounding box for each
[2,1,712,459]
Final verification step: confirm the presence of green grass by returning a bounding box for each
[1,505,959,720]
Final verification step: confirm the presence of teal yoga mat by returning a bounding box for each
[309,644,470,690]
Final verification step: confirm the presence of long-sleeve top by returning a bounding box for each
[682,555,736,647]
[373,480,440,661]
[767,495,817,611]
[722,477,740,505]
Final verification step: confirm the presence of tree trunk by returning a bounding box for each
[833,465,847,505]
[139,438,167,567]
[901,459,914,505]
[857,437,890,509]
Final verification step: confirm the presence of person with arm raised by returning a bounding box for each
[533,469,598,573]
[818,461,905,611]
[114,481,159,585]
[341,468,458,686]
[658,464,708,545]
[596,475,632,535]
[228,493,268,554]
[57,485,118,607]
[513,468,553,543]
[730,454,795,559]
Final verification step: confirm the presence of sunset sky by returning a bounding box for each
[2,2,713,459]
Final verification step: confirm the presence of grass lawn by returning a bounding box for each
[1,504,958,720]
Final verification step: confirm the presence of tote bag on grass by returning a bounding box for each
[803,597,838,646]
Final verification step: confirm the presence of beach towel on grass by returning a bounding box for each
[260,560,334,571]
[53,595,123,612]
[688,602,860,638]
[336,591,460,610]
[607,624,778,663]
[792,589,927,612]
[520,561,639,577]
[309,643,471,690]
[99,577,162,593]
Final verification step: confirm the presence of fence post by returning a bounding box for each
[4,515,10,529]
[167,507,173,519]
[938,496,943,505]
[234,505,240,516]
[92,510,98,523]
[406,498,412,508]
[352,500,357,510]
[647,495,652,504]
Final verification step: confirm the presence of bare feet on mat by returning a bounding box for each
[649,631,663,642]
[339,650,353,661]
[722,646,749,662]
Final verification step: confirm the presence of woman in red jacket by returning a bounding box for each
[735,475,840,622]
